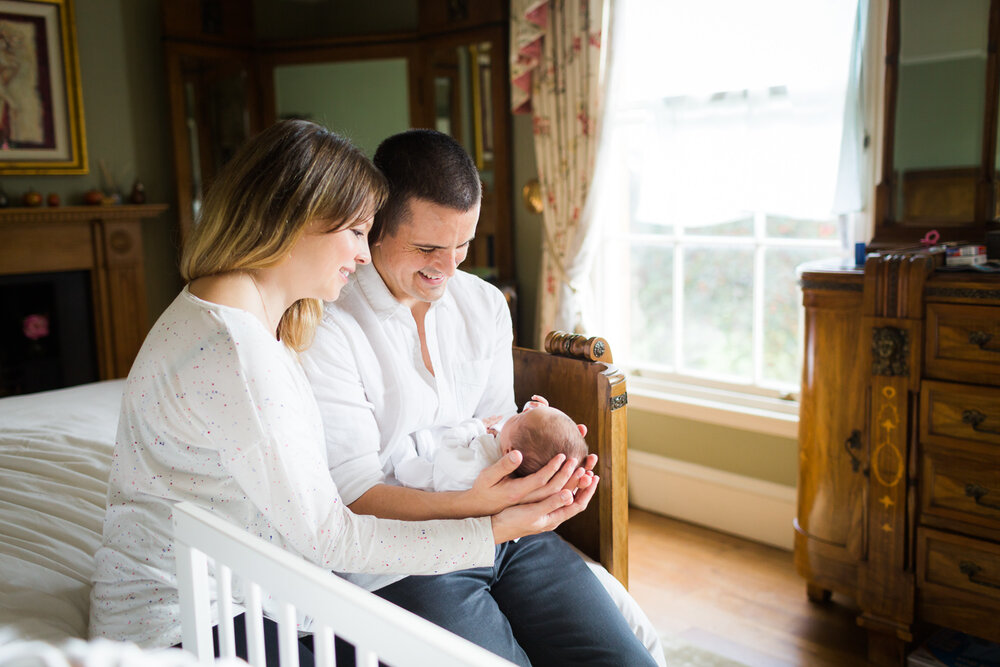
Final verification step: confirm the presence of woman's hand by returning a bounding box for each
[462,450,582,515]
[490,475,600,543]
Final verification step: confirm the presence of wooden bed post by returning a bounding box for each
[512,332,629,586]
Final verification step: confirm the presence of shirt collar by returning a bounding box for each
[355,263,453,321]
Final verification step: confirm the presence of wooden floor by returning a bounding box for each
[627,508,872,667]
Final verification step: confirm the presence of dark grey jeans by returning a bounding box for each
[373,532,657,666]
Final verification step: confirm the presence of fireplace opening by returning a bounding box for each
[0,271,98,397]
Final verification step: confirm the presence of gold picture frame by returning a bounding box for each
[0,0,87,174]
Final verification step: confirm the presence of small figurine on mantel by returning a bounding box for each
[129,179,146,204]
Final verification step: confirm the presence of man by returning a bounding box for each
[302,129,659,667]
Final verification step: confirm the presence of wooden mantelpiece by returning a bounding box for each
[0,204,168,380]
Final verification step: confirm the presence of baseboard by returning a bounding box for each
[627,449,796,551]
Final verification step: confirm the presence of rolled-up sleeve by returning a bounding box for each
[472,286,517,421]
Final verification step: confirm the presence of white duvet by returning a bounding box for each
[0,380,125,646]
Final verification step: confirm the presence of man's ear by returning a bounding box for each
[577,424,588,438]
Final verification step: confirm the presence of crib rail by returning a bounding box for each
[173,502,514,667]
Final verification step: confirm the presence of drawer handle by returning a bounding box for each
[965,483,1000,510]
[969,330,1000,352]
[843,429,866,475]
[960,561,1000,591]
[962,409,1000,436]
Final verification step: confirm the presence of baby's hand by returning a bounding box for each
[482,415,503,429]
[523,395,549,411]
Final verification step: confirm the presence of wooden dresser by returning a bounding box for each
[795,250,1000,665]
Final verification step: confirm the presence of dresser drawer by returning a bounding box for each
[925,303,1000,384]
[921,448,1000,532]
[918,528,1000,606]
[921,380,1000,455]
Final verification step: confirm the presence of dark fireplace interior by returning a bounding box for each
[0,271,98,397]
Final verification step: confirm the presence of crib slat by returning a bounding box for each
[313,626,334,667]
[175,540,212,659]
[216,564,236,659]
[277,602,299,667]
[356,647,378,667]
[246,582,266,667]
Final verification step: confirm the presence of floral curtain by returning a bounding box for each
[511,0,608,345]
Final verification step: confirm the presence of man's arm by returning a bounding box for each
[350,449,589,519]
[301,308,513,518]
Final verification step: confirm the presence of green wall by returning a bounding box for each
[1,0,181,325]
[275,60,410,159]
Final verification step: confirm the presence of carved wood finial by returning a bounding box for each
[543,331,613,363]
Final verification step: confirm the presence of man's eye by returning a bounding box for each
[417,247,435,254]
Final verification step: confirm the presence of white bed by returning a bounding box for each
[0,336,664,666]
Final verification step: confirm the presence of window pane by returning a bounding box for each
[630,244,674,368]
[632,219,675,236]
[761,247,843,387]
[682,246,753,379]
[765,215,840,240]
[686,215,753,237]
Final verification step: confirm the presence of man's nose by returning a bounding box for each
[435,249,460,275]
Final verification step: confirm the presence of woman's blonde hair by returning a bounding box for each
[181,120,387,351]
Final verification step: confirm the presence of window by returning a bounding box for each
[592,0,858,418]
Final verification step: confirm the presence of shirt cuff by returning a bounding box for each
[331,454,385,505]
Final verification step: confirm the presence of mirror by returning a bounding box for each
[874,0,1000,245]
[892,0,988,225]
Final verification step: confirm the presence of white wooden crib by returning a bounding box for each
[173,502,513,666]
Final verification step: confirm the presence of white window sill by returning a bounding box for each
[626,378,799,439]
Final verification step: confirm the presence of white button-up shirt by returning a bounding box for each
[302,264,517,590]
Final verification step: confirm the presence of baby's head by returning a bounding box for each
[498,406,589,477]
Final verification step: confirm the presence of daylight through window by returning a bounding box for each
[592,0,858,403]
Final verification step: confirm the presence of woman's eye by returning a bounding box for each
[352,229,365,238]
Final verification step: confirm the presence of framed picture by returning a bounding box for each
[0,0,86,174]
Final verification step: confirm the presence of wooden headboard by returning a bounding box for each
[512,332,629,587]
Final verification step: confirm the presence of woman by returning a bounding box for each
[88,120,596,661]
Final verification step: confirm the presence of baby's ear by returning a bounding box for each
[577,423,588,438]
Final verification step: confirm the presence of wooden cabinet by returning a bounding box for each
[794,262,868,602]
[796,251,1000,665]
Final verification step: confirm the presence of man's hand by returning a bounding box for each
[520,452,597,503]
[490,475,600,543]
[462,450,582,515]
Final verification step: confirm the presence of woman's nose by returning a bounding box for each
[356,244,371,265]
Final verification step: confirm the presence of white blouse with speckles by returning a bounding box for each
[89,287,494,648]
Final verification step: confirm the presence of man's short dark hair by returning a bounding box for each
[371,129,482,242]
